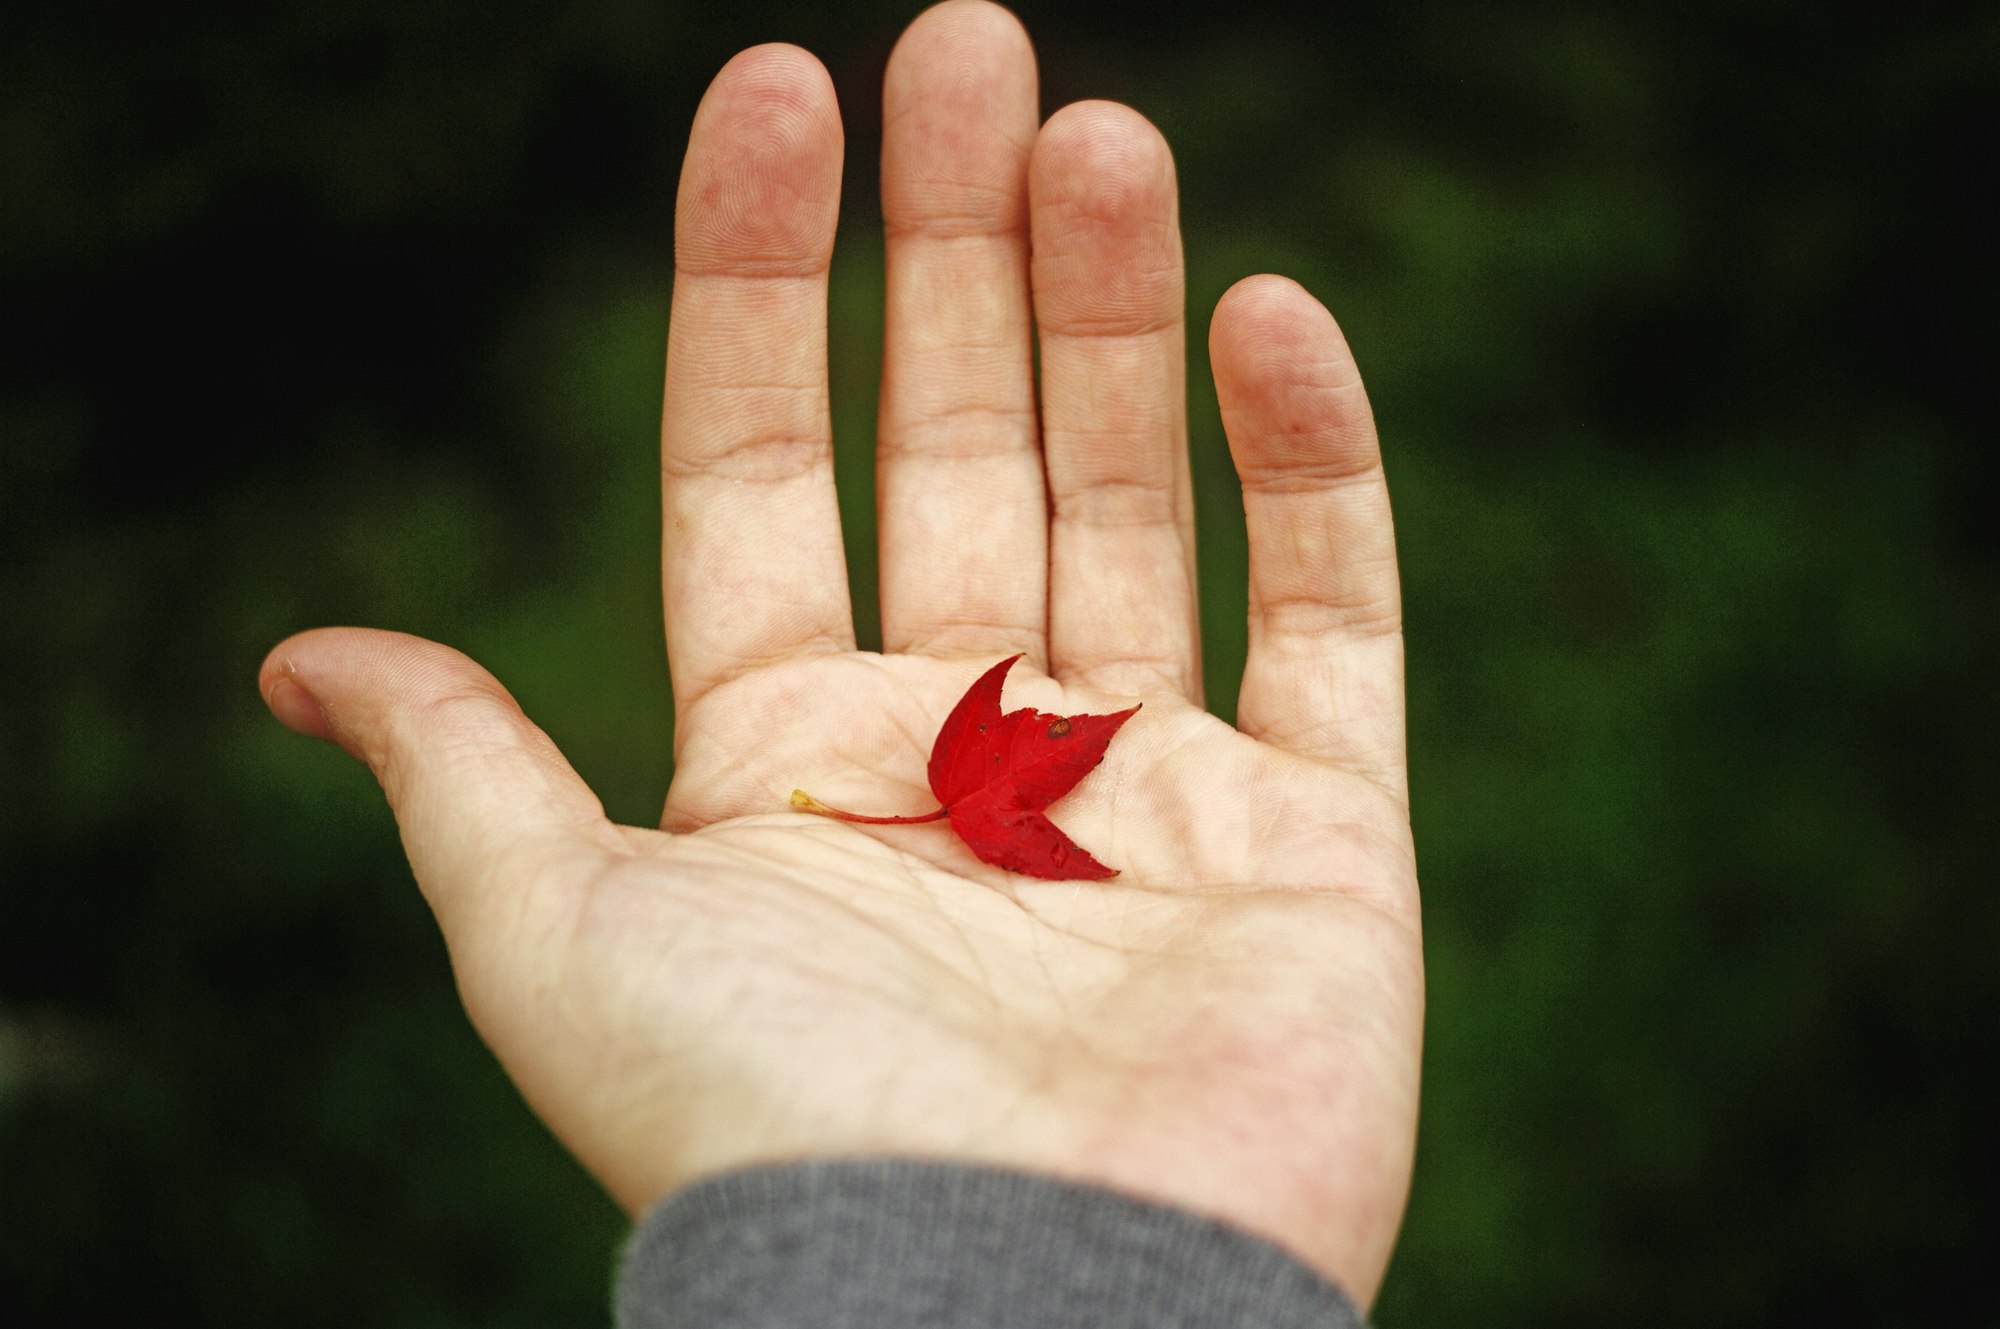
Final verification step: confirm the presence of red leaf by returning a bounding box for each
[791,655,1140,880]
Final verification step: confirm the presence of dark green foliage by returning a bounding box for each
[2,0,1992,1323]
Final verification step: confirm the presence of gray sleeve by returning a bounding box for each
[614,1158,1367,1329]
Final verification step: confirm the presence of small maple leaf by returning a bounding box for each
[790,655,1140,880]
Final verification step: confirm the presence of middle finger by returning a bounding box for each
[876,1,1047,665]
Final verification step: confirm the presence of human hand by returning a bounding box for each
[259,0,1420,1306]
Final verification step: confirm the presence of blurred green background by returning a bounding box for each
[3,0,1993,1322]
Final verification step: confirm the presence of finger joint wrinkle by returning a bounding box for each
[662,431,834,484]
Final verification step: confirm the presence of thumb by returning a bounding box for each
[258,627,618,959]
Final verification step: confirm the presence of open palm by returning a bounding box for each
[261,1,1420,1307]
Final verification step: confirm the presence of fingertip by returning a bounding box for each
[1032,100,1176,213]
[882,0,1039,232]
[891,0,1034,85]
[1210,275,1374,495]
[255,627,516,765]
[262,671,333,743]
[259,629,357,749]
[1212,273,1322,336]
[1030,101,1182,339]
[253,628,613,915]
[678,44,844,277]
[711,41,837,104]
[1210,274,1345,390]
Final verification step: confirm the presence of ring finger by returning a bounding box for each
[1031,101,1200,702]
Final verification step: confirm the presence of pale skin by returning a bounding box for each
[258,0,1420,1309]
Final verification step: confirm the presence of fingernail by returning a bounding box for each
[265,674,334,743]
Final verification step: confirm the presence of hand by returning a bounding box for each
[259,1,1420,1306]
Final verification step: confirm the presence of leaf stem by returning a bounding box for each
[790,790,949,825]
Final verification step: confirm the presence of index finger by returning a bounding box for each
[662,46,855,729]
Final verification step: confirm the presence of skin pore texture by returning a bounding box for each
[258,0,1421,1308]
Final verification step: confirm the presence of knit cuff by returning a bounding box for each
[615,1158,1366,1329]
